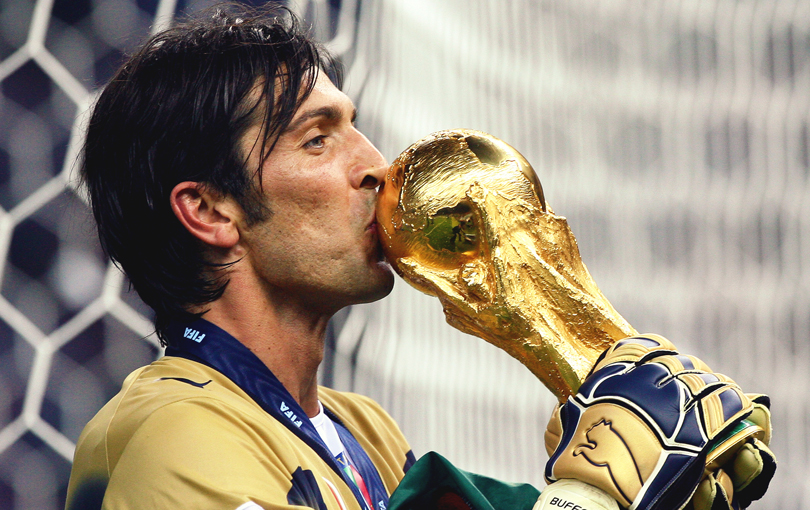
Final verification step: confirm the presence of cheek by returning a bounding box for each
[271,178,334,214]
[271,186,351,243]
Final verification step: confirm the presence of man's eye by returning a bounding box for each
[305,135,326,149]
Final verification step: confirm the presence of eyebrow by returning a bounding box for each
[284,105,357,134]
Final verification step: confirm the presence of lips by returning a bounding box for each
[366,208,379,234]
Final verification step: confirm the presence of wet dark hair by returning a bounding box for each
[81,3,342,346]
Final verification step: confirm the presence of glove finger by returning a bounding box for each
[732,439,777,507]
[743,396,772,445]
[544,404,564,457]
[745,393,771,410]
[692,381,751,441]
[591,335,678,374]
[691,470,735,510]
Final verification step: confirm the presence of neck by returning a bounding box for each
[201,272,332,418]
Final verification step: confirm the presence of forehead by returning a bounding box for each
[239,70,352,153]
[308,70,341,98]
[290,71,353,119]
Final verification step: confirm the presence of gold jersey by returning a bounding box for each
[66,356,413,510]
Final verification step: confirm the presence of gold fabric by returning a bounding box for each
[66,357,412,510]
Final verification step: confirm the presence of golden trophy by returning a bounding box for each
[376,129,636,401]
[376,130,773,510]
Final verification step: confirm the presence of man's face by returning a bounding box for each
[238,72,394,313]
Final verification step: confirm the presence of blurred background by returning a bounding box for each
[0,0,808,508]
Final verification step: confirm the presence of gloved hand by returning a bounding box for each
[540,335,774,510]
[691,394,776,510]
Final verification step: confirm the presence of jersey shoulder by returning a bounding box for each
[68,357,326,510]
[78,355,269,462]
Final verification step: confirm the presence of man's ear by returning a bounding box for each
[170,181,242,249]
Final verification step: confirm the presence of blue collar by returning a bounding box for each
[165,318,389,510]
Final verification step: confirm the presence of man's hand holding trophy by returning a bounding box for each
[376,130,776,510]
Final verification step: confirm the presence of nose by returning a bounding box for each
[351,129,388,190]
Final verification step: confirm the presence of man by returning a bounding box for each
[68,5,411,509]
[67,4,772,510]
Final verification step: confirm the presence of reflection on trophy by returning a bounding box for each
[376,129,637,401]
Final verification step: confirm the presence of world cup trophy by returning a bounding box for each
[376,130,775,510]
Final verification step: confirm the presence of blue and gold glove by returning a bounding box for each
[541,335,772,510]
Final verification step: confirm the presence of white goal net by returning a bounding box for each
[0,0,806,508]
